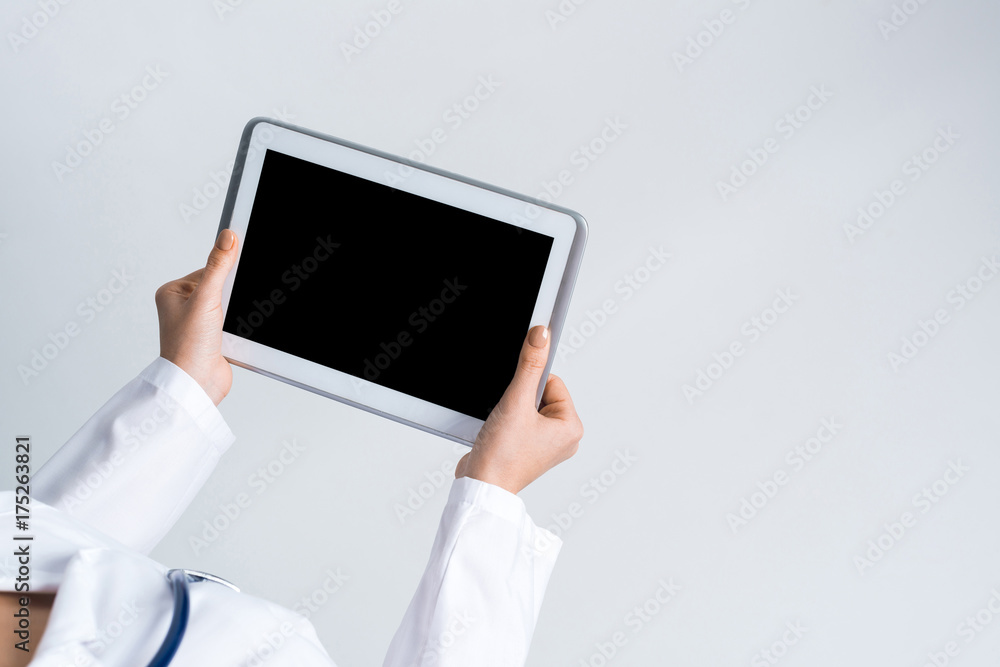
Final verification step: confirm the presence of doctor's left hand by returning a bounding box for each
[155,229,239,406]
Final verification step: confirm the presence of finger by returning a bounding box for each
[538,374,577,420]
[501,325,550,410]
[193,229,238,304]
[541,373,571,404]
[540,374,583,445]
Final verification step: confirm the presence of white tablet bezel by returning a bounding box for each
[217,118,587,446]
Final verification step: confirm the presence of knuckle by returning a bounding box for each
[205,251,227,272]
[487,402,506,424]
[559,438,580,463]
[519,351,547,375]
[153,283,170,305]
[565,420,583,444]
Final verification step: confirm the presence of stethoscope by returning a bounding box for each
[146,569,240,667]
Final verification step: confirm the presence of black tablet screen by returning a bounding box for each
[223,149,554,421]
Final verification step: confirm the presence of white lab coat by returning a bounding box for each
[1,357,562,666]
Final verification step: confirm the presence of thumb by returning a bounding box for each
[501,325,550,410]
[195,229,238,303]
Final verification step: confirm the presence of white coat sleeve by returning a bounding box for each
[383,476,563,667]
[33,356,235,555]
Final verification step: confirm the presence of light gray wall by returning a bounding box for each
[3,1,999,665]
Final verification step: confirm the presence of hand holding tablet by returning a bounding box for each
[216,118,588,445]
[455,324,584,494]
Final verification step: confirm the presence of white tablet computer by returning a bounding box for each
[217,118,588,446]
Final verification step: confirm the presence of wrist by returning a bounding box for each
[461,459,525,495]
[159,354,227,406]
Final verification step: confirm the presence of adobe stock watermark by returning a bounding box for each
[394,442,470,524]
[419,610,476,666]
[7,0,73,54]
[239,621,298,667]
[10,597,140,661]
[290,567,350,620]
[672,0,755,73]
[853,459,969,575]
[230,235,341,337]
[339,0,413,63]
[544,0,591,31]
[91,600,143,654]
[878,0,934,40]
[508,116,627,231]
[62,599,144,666]
[683,288,798,404]
[214,0,253,21]
[716,85,833,202]
[519,116,628,217]
[361,277,466,382]
[843,126,958,243]
[56,394,179,515]
[557,245,670,360]
[18,265,136,385]
[917,587,1000,667]
[887,251,998,372]
[577,578,681,667]
[52,65,169,182]
[726,417,844,533]
[526,449,638,556]
[565,116,628,177]
[190,439,307,555]
[383,75,502,187]
[750,621,808,667]
[179,107,295,224]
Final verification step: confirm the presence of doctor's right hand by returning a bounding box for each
[455,325,584,495]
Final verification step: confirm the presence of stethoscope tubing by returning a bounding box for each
[145,569,190,667]
[145,569,240,667]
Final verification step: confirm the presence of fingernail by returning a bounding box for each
[216,229,234,250]
[528,325,548,348]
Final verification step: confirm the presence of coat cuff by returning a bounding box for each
[138,357,236,455]
[449,476,563,554]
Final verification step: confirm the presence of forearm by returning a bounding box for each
[33,356,235,554]
[383,476,562,667]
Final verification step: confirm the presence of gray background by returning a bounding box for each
[3,0,999,665]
